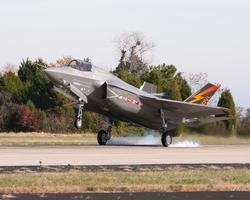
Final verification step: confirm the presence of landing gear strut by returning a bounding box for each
[160,109,172,147]
[74,104,84,129]
[97,119,112,145]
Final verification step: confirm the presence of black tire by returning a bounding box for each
[161,132,172,147]
[97,130,108,145]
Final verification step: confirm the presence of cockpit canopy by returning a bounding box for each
[67,59,92,72]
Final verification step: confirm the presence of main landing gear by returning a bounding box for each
[97,119,112,145]
[161,131,173,147]
[160,109,173,147]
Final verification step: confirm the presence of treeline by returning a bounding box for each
[1,56,248,136]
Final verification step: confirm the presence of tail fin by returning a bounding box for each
[140,81,157,94]
[184,83,220,105]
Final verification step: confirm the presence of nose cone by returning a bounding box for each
[44,68,61,85]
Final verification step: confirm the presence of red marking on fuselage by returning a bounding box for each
[118,95,143,107]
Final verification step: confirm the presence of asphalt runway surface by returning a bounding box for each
[1,192,250,200]
[0,144,250,166]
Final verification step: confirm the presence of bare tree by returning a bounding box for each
[114,32,155,73]
[0,63,18,74]
[50,56,73,67]
[184,72,208,93]
[184,72,223,105]
[240,108,250,129]
[236,107,245,119]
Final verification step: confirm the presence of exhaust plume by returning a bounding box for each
[108,132,200,147]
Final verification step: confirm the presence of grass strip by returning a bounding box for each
[0,132,96,145]
[0,168,249,193]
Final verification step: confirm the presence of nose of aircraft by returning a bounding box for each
[44,67,61,85]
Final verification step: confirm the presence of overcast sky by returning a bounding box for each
[0,0,249,107]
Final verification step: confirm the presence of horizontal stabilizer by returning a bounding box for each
[140,81,157,94]
[182,116,229,127]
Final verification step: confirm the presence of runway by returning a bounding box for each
[0,144,250,166]
[2,192,250,200]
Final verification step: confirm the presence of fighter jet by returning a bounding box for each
[44,59,230,147]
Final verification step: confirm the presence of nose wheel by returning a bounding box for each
[74,104,84,129]
[75,118,82,129]
[161,131,173,147]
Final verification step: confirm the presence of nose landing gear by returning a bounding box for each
[74,104,84,129]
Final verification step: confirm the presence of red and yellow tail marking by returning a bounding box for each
[190,85,220,104]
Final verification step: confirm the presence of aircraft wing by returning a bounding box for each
[106,78,230,126]
[147,97,230,126]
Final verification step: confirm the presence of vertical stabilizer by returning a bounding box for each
[140,81,157,94]
[184,83,220,105]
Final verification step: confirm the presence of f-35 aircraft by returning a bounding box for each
[44,59,230,147]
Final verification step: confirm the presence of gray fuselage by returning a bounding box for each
[45,64,175,131]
